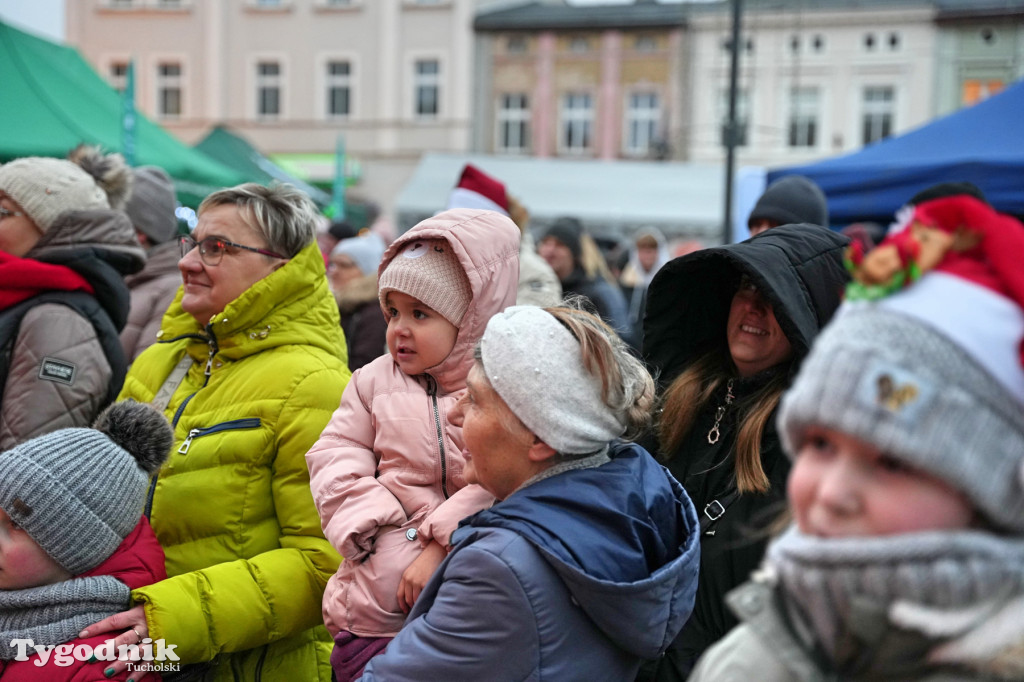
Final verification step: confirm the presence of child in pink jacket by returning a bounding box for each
[305,209,521,681]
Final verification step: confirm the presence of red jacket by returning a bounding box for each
[0,518,166,682]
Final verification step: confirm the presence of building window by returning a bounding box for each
[107,0,134,7]
[156,62,182,117]
[981,28,996,44]
[414,59,439,118]
[257,61,281,117]
[561,92,593,153]
[862,86,894,145]
[813,34,825,52]
[864,33,876,51]
[888,32,900,50]
[109,62,129,93]
[634,35,657,52]
[326,60,351,118]
[507,35,527,53]
[790,35,800,53]
[625,92,660,156]
[721,37,754,54]
[962,79,1004,105]
[156,0,183,7]
[324,0,352,5]
[719,88,749,147]
[497,93,530,153]
[570,36,590,53]
[788,87,818,148]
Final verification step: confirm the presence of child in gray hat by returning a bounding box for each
[0,401,172,681]
[689,194,1024,680]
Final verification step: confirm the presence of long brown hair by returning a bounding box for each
[658,350,789,494]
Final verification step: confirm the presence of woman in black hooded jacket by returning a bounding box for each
[638,224,849,681]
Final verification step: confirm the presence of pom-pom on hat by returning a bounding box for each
[125,165,178,245]
[0,145,133,234]
[0,401,173,574]
[446,164,509,216]
[378,238,472,326]
[780,195,1024,532]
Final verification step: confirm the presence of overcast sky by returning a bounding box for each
[0,0,64,41]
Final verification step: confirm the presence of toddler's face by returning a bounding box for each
[789,427,975,538]
[384,291,459,377]
[0,507,71,589]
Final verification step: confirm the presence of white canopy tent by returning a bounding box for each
[395,153,728,244]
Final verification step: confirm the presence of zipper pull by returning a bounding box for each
[177,428,200,454]
[204,353,215,377]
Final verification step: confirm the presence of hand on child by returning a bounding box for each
[397,540,447,614]
[79,604,148,677]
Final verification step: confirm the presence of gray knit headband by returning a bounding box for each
[479,306,626,454]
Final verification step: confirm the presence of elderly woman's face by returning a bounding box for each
[179,204,285,324]
[726,276,793,377]
[449,363,535,501]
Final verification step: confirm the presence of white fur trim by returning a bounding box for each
[446,188,509,216]
[879,272,1024,404]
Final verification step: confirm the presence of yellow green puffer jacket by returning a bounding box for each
[119,241,350,681]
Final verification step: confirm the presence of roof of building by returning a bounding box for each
[474,1,688,32]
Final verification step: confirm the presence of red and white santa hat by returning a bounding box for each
[446,164,509,216]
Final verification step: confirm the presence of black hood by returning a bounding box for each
[642,223,849,384]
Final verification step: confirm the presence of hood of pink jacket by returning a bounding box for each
[378,209,521,393]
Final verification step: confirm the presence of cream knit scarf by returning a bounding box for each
[0,576,129,659]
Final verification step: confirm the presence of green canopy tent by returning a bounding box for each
[194,125,332,208]
[0,21,246,207]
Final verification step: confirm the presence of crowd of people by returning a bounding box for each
[0,145,1022,682]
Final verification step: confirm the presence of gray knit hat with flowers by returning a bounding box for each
[378,238,472,326]
[779,194,1024,533]
[0,145,133,234]
[0,401,172,575]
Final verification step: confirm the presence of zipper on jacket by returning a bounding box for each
[177,418,262,454]
[145,332,220,518]
[426,376,450,499]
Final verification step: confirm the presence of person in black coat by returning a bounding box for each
[637,224,849,681]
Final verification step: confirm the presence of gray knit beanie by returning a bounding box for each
[378,238,472,326]
[331,232,386,276]
[126,165,178,244]
[749,175,829,228]
[779,303,1024,532]
[0,401,173,575]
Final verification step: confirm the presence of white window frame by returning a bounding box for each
[788,86,819,148]
[413,57,441,120]
[862,85,895,145]
[251,55,287,120]
[155,59,183,119]
[496,93,530,154]
[560,92,594,155]
[623,91,661,156]
[324,58,353,119]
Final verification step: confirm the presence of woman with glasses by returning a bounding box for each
[327,232,388,371]
[638,224,849,681]
[0,145,143,449]
[84,183,351,681]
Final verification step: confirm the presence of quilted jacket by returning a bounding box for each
[120,240,350,681]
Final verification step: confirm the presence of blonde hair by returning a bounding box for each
[658,350,789,494]
[199,183,319,257]
[579,233,618,286]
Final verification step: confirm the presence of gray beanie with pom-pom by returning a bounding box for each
[0,401,172,575]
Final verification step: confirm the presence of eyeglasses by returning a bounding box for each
[0,206,26,221]
[180,235,286,266]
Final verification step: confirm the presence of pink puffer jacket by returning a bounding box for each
[306,209,521,637]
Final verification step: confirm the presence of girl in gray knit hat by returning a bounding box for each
[689,194,1024,681]
[0,401,171,681]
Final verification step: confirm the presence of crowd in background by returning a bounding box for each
[0,146,1022,681]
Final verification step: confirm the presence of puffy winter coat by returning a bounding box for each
[0,209,144,449]
[306,208,521,638]
[640,224,849,679]
[120,240,350,682]
[360,442,701,681]
[120,240,181,362]
[0,518,165,682]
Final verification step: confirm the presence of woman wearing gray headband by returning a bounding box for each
[358,305,700,681]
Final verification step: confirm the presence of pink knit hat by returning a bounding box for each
[378,239,472,326]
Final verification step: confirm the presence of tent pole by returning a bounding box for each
[722,0,743,244]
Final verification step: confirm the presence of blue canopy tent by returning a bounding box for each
[768,78,1024,226]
